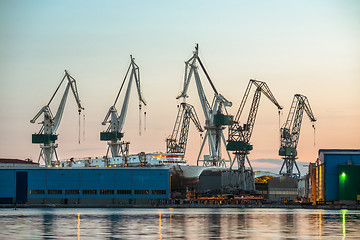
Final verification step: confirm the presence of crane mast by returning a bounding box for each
[100,55,146,158]
[166,102,203,156]
[177,44,233,167]
[279,94,316,178]
[30,70,84,166]
[227,79,282,190]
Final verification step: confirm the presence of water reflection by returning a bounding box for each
[77,213,80,240]
[342,209,347,240]
[42,213,54,239]
[1,208,360,239]
[158,212,162,240]
[281,212,295,238]
[208,210,221,238]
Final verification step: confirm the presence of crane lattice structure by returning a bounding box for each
[279,94,316,178]
[101,55,146,158]
[227,79,282,190]
[30,70,84,166]
[166,102,203,155]
[177,44,233,167]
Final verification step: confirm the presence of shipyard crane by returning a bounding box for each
[166,102,203,156]
[177,44,233,167]
[101,55,146,158]
[30,70,84,166]
[227,79,282,190]
[279,94,316,178]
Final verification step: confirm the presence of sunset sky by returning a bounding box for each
[1,0,359,174]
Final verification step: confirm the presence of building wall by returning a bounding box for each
[267,176,298,202]
[307,163,317,202]
[0,167,170,204]
[197,170,255,192]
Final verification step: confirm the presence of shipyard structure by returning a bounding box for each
[2,45,359,207]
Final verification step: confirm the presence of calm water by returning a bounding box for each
[0,208,359,239]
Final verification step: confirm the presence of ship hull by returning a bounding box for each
[170,165,209,191]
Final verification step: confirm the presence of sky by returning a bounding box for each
[0,0,359,174]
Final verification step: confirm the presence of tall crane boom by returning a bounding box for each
[279,94,316,178]
[166,102,203,156]
[228,80,282,154]
[100,56,146,158]
[227,79,282,190]
[177,44,233,167]
[30,70,84,166]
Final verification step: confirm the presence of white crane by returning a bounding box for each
[101,55,146,158]
[30,70,84,166]
[177,44,233,167]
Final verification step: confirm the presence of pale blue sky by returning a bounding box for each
[1,0,359,173]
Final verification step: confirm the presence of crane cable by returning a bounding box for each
[139,103,142,136]
[83,113,86,142]
[78,112,81,144]
[144,111,147,132]
[313,123,316,147]
[278,110,281,147]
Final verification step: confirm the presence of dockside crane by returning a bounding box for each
[166,102,203,156]
[279,94,316,178]
[101,56,146,158]
[30,70,84,166]
[177,44,233,167]
[227,79,282,190]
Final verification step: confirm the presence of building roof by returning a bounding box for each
[0,158,38,164]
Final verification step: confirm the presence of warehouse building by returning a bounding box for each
[0,166,170,205]
[309,149,360,204]
[267,176,298,202]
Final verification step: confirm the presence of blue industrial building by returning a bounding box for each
[314,149,360,202]
[0,167,170,205]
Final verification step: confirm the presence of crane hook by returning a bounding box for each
[78,112,81,144]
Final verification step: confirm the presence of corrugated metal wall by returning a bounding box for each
[0,168,170,204]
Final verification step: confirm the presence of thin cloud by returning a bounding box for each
[251,158,283,165]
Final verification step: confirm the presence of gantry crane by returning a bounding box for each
[166,102,203,156]
[101,55,146,158]
[177,44,233,167]
[227,79,282,190]
[279,94,316,178]
[30,70,84,166]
